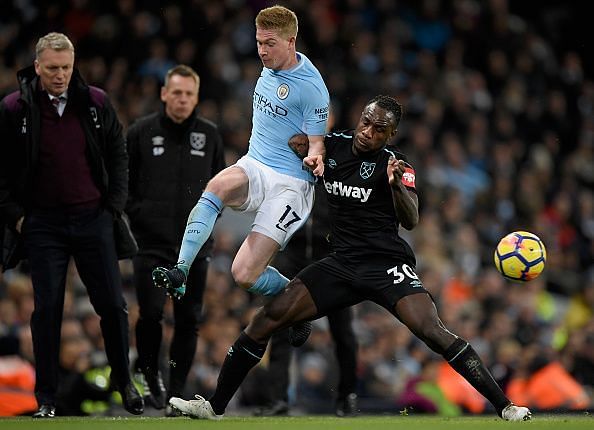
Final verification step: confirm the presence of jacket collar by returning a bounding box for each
[16,65,88,105]
[160,104,198,130]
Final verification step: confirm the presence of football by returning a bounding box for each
[494,231,547,282]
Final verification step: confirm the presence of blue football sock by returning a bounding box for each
[177,191,223,275]
[247,266,289,296]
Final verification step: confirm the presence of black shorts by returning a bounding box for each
[296,254,430,317]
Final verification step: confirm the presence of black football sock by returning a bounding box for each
[209,331,267,415]
[443,337,510,415]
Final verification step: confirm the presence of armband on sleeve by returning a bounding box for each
[401,164,416,190]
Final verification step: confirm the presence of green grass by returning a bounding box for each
[0,415,592,430]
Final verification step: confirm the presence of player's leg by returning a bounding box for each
[168,257,357,419]
[394,293,530,421]
[233,166,314,344]
[232,231,283,292]
[253,232,306,416]
[253,329,292,416]
[176,165,249,270]
[169,278,318,418]
[230,161,313,296]
[232,234,316,346]
[152,166,248,296]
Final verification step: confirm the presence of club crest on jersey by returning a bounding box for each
[190,132,206,156]
[277,83,289,100]
[360,162,376,179]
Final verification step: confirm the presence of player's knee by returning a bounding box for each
[263,298,291,322]
[247,306,284,342]
[204,178,225,198]
[415,319,451,353]
[230,263,254,289]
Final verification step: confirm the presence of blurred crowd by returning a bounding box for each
[1,0,593,416]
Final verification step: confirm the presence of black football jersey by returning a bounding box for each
[321,130,417,264]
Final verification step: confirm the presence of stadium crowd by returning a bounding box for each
[1,0,593,416]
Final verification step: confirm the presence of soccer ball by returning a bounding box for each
[494,231,546,282]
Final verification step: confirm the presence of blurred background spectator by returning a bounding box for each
[1,0,592,416]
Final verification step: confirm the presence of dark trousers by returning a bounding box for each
[24,207,130,406]
[133,255,207,398]
[266,307,358,403]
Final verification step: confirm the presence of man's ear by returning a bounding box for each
[288,36,296,49]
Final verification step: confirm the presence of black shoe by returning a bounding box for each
[288,320,312,347]
[138,368,167,409]
[336,393,359,417]
[152,266,187,299]
[32,404,56,418]
[253,400,289,416]
[120,382,144,415]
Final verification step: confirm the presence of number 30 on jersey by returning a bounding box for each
[387,264,419,284]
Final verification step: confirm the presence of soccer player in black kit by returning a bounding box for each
[168,95,532,421]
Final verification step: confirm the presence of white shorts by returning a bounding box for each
[234,156,314,250]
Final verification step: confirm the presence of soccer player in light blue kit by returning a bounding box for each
[152,5,328,346]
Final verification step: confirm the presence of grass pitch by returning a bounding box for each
[0,415,592,430]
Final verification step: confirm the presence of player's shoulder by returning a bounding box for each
[294,52,320,75]
[292,53,328,87]
[324,130,354,161]
[325,129,354,145]
[383,145,410,164]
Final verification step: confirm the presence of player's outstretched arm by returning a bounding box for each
[387,156,418,230]
[303,135,325,176]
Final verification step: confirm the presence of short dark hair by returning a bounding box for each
[367,95,403,129]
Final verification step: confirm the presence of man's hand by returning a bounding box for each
[16,216,24,233]
[387,157,407,189]
[303,154,324,176]
[288,133,325,176]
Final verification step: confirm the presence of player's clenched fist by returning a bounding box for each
[387,156,407,188]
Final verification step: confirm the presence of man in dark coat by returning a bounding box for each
[0,32,142,417]
[126,65,225,415]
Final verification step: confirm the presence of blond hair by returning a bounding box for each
[255,5,298,39]
[164,64,200,89]
[35,32,74,59]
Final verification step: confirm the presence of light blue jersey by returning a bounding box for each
[248,52,329,182]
